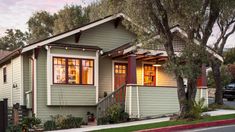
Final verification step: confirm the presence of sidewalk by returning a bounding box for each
[53,109,235,132]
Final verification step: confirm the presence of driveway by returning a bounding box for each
[208,98,235,107]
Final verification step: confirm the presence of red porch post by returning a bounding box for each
[197,64,207,87]
[127,54,137,84]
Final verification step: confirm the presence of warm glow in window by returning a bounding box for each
[68,59,80,84]
[53,57,94,85]
[82,60,94,84]
[54,58,66,83]
[144,64,156,86]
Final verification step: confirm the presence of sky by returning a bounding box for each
[0,0,95,36]
[0,0,235,48]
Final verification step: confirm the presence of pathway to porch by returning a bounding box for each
[53,110,235,132]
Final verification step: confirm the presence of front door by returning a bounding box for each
[114,63,127,102]
[114,63,127,89]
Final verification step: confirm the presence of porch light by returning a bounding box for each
[153,64,162,67]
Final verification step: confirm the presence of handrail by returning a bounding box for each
[97,84,126,105]
[96,84,126,123]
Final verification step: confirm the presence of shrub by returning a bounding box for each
[98,104,130,125]
[185,98,206,120]
[106,104,122,123]
[60,116,83,129]
[44,120,57,131]
[45,115,83,130]
[21,115,41,130]
[6,124,22,132]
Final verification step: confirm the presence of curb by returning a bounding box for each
[138,119,235,132]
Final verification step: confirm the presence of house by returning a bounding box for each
[0,13,222,123]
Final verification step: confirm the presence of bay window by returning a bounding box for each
[53,57,94,85]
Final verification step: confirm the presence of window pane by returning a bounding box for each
[68,59,80,84]
[53,58,66,83]
[82,60,94,84]
[144,64,156,86]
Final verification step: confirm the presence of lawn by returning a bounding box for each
[93,114,235,132]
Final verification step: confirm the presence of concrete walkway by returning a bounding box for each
[53,109,235,132]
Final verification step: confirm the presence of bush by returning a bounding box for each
[21,115,41,130]
[6,124,22,132]
[44,115,83,130]
[98,104,129,125]
[44,120,57,131]
[185,98,206,120]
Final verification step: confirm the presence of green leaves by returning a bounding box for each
[0,29,28,50]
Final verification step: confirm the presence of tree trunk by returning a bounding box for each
[186,78,197,111]
[211,60,223,105]
[175,73,187,117]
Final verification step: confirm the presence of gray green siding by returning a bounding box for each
[99,57,113,98]
[55,21,136,52]
[50,48,96,57]
[125,86,208,118]
[51,85,96,105]
[36,48,96,122]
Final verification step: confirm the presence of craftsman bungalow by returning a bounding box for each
[0,13,222,123]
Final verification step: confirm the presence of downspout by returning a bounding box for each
[29,57,34,114]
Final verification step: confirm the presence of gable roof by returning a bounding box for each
[22,13,134,53]
[0,13,223,65]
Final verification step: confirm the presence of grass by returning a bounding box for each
[208,103,235,111]
[93,114,235,132]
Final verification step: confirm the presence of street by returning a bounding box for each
[208,98,235,107]
[182,125,235,132]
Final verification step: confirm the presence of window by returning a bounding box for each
[53,57,94,85]
[144,64,156,86]
[3,67,7,83]
[82,60,94,85]
[68,59,80,84]
[54,58,66,83]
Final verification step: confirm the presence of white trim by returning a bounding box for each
[136,86,140,118]
[33,52,37,116]
[10,61,13,106]
[48,51,99,103]
[20,55,24,105]
[129,85,132,116]
[95,51,99,103]
[111,60,128,92]
[46,46,51,105]
[22,13,128,53]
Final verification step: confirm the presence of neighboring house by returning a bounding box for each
[0,13,222,123]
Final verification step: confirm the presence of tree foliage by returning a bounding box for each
[27,11,55,43]
[224,48,235,64]
[207,65,232,87]
[53,5,89,35]
[0,29,28,50]
[27,5,89,43]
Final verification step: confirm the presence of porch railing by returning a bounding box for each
[96,84,126,124]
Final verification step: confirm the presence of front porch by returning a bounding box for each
[97,44,208,121]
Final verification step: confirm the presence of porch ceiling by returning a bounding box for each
[103,44,168,61]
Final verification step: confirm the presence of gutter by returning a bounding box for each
[0,48,22,66]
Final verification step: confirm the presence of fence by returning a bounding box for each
[0,99,8,132]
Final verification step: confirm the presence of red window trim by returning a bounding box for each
[143,64,156,86]
[52,56,94,85]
